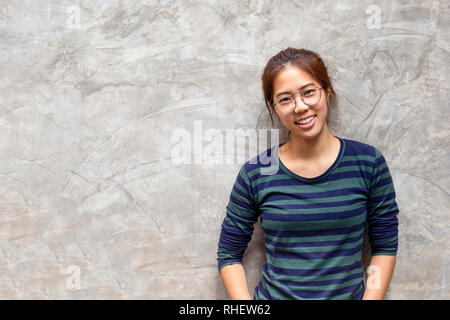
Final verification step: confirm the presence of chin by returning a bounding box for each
[291,124,324,140]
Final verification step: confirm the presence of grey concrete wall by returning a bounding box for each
[0,0,448,299]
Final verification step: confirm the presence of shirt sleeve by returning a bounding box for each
[367,147,399,256]
[217,164,259,272]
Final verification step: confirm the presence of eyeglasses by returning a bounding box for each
[272,85,323,114]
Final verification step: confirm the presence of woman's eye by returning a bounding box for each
[279,97,291,104]
[303,89,314,96]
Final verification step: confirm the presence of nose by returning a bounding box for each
[293,94,308,113]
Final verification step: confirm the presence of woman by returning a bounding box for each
[216,48,399,300]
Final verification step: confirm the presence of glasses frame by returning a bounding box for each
[272,86,324,114]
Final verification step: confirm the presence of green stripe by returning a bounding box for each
[225,210,256,227]
[262,213,366,231]
[227,200,257,218]
[230,188,252,206]
[257,177,368,200]
[266,251,362,269]
[270,275,362,292]
[341,154,374,162]
[265,238,363,253]
[239,166,251,185]
[374,161,388,172]
[264,229,364,243]
[333,165,373,174]
[254,174,296,185]
[261,201,365,214]
[370,183,395,197]
[233,177,248,195]
[368,199,397,214]
[266,266,363,283]
[262,194,365,206]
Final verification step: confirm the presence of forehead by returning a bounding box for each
[273,66,317,95]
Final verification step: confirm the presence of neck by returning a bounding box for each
[283,126,335,160]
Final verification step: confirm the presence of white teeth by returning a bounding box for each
[296,116,314,125]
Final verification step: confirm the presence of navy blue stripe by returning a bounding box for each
[267,260,363,277]
[264,233,363,248]
[265,198,365,210]
[276,271,364,287]
[265,243,362,259]
[262,221,366,238]
[262,205,366,222]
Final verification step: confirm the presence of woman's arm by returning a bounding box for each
[219,264,252,300]
[217,164,259,300]
[362,255,396,300]
[364,148,399,299]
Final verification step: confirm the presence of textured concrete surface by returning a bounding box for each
[0,0,448,299]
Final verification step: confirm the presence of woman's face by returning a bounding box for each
[272,65,329,141]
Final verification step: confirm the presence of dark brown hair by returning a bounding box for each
[262,48,337,128]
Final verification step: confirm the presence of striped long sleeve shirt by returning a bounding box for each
[217,136,399,300]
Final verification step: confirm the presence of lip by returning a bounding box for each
[294,115,316,123]
[295,115,316,122]
[294,115,316,129]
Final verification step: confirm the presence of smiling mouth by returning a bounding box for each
[295,115,316,125]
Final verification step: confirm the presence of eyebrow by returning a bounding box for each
[274,83,315,98]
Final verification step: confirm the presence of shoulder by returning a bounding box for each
[341,137,390,169]
[341,137,391,177]
[341,137,378,158]
[340,138,392,189]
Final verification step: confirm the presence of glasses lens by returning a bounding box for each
[275,96,295,113]
[302,87,321,106]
